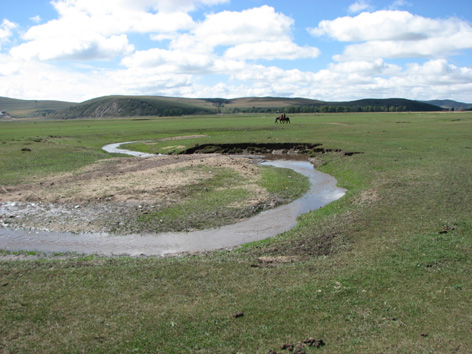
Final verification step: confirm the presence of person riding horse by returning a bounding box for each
[275,113,290,124]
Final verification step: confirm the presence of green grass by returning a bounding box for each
[134,165,309,232]
[1,112,472,353]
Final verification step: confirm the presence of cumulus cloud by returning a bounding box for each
[9,0,203,61]
[0,54,115,101]
[310,10,472,60]
[405,59,472,85]
[121,48,216,73]
[348,1,372,14]
[30,16,42,24]
[0,19,17,49]
[51,0,228,16]
[170,6,296,53]
[284,58,472,102]
[2,50,472,102]
[221,57,472,102]
[123,6,320,71]
[389,0,411,10]
[11,33,134,61]
[149,0,230,13]
[312,11,454,42]
[224,41,320,60]
[328,59,401,75]
[110,65,195,96]
[2,1,471,103]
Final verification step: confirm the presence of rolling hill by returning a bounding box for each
[50,95,216,119]
[422,100,472,110]
[0,97,77,118]
[0,95,455,118]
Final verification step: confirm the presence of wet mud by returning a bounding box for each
[180,142,362,156]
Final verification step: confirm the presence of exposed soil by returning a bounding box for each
[0,141,351,256]
[180,142,362,156]
[0,159,346,257]
[0,154,271,234]
[1,141,359,236]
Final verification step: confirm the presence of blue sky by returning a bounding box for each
[1,0,471,102]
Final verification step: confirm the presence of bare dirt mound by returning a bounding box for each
[0,155,270,234]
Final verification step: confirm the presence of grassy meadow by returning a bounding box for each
[1,112,472,353]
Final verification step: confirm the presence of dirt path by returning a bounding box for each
[0,143,345,257]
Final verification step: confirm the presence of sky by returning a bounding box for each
[0,0,471,103]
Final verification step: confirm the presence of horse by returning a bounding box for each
[275,116,290,124]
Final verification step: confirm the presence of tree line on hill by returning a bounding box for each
[227,104,418,114]
[1,95,454,119]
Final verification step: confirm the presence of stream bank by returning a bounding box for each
[0,143,346,257]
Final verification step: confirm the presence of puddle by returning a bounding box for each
[0,144,346,257]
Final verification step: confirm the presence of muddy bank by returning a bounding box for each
[0,160,345,257]
[180,142,361,156]
[0,154,273,234]
[0,141,346,257]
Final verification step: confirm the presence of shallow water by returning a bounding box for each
[0,145,346,256]
[102,141,157,157]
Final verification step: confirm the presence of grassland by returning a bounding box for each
[0,97,76,118]
[1,95,443,119]
[1,112,472,353]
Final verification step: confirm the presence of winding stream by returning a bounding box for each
[0,143,346,256]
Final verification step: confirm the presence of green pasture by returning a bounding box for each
[1,112,472,353]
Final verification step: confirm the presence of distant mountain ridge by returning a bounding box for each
[51,95,216,119]
[421,100,472,110]
[1,95,468,118]
[0,96,77,117]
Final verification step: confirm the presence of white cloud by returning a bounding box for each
[0,54,116,101]
[11,32,134,61]
[121,48,215,73]
[122,6,319,75]
[328,59,401,75]
[224,41,320,60]
[150,0,230,13]
[2,50,472,102]
[389,0,411,10]
[312,11,446,41]
[109,65,195,96]
[224,58,472,102]
[405,59,472,85]
[348,1,372,14]
[316,59,472,101]
[30,16,42,24]
[0,19,17,49]
[310,10,472,60]
[51,0,228,16]
[2,2,471,103]
[170,6,296,53]
[9,0,200,61]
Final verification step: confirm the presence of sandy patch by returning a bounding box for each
[0,154,271,234]
[0,155,263,204]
